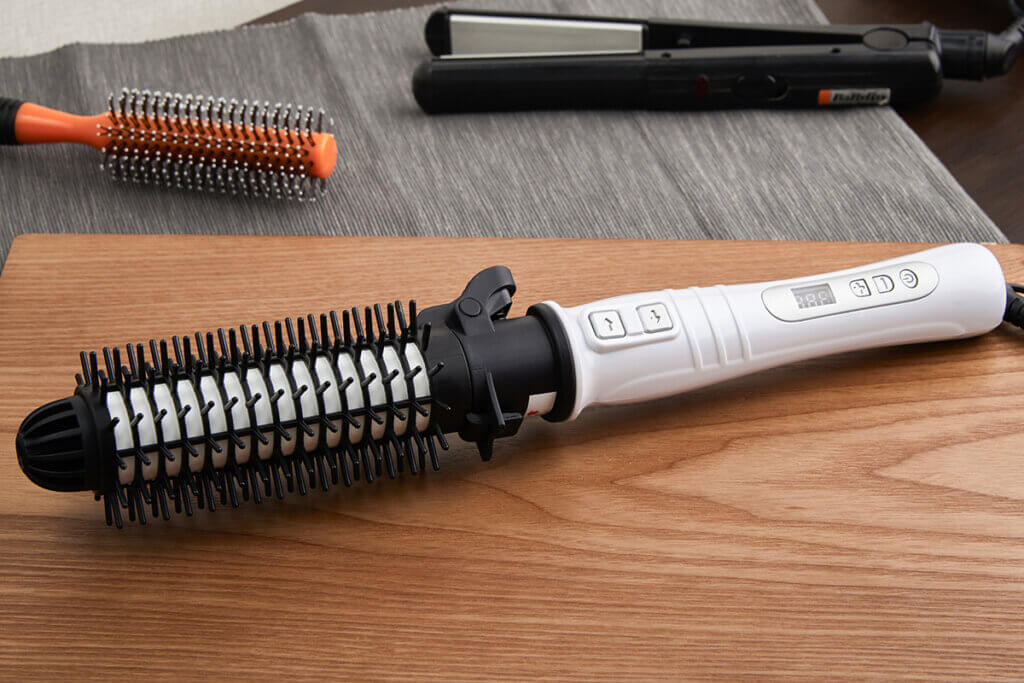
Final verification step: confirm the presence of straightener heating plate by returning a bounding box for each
[446,14,643,58]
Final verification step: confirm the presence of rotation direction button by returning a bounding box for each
[637,303,673,333]
[589,310,626,339]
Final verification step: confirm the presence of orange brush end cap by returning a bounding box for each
[308,133,338,179]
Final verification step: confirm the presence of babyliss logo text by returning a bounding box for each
[817,88,891,106]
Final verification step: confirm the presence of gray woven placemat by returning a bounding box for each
[0,0,1005,267]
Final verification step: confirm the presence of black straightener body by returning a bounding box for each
[412,8,1024,113]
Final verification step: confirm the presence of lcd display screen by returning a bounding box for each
[791,283,836,309]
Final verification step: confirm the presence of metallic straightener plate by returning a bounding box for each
[446,14,643,58]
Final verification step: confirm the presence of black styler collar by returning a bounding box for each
[416,266,576,459]
[412,8,1024,113]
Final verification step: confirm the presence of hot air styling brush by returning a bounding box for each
[15,242,1020,527]
[0,89,337,199]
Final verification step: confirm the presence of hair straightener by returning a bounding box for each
[412,8,1024,113]
[16,242,1024,527]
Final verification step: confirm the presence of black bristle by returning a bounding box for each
[205,332,216,367]
[285,317,297,350]
[103,347,115,382]
[217,328,229,359]
[262,322,274,355]
[228,328,239,365]
[90,352,100,388]
[149,340,161,375]
[308,314,320,349]
[80,351,91,385]
[248,468,262,504]
[343,310,354,347]
[329,310,342,347]
[297,316,309,354]
[375,304,389,341]
[403,437,419,475]
[359,446,375,483]
[275,321,285,358]
[182,336,194,373]
[111,348,122,385]
[270,462,285,500]
[394,301,408,338]
[252,324,263,358]
[172,336,183,366]
[318,314,330,350]
[193,333,206,366]
[366,307,377,344]
[351,308,365,345]
[240,325,253,358]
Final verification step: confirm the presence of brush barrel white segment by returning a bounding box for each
[543,243,1007,419]
[103,339,432,484]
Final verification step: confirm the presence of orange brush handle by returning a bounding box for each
[14,102,111,149]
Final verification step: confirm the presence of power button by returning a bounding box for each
[899,269,918,288]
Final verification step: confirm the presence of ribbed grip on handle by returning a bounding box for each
[0,97,23,145]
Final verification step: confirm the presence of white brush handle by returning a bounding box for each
[543,243,1007,420]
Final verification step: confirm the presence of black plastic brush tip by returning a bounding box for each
[16,394,100,492]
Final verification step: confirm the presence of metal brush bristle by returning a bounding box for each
[99,88,333,201]
[68,302,445,527]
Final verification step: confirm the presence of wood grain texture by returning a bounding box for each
[1,235,1024,680]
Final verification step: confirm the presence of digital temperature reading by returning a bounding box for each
[791,283,836,309]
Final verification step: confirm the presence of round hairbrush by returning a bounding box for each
[0,88,337,200]
[15,244,1013,527]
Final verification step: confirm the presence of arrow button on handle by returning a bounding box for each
[588,310,627,339]
[637,303,673,333]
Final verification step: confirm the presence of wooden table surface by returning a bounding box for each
[255,0,1024,242]
[2,234,1024,679]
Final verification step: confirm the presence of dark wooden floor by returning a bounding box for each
[256,1,1024,242]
